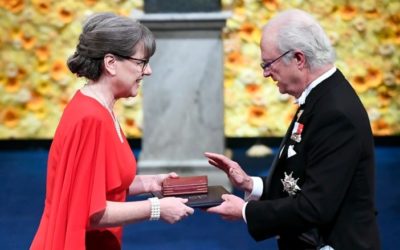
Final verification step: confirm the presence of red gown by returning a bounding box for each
[30,91,136,250]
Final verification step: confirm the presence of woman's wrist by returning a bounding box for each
[148,197,160,221]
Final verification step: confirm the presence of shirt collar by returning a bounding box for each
[295,67,336,105]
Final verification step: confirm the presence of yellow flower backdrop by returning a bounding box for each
[222,0,400,137]
[0,0,399,139]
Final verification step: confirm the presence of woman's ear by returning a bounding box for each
[103,54,117,76]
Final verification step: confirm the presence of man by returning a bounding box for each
[205,9,380,250]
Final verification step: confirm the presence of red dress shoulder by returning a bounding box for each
[31,91,136,250]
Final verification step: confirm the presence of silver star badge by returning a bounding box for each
[281,171,301,196]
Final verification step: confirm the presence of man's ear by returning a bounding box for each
[103,54,117,76]
[293,51,306,70]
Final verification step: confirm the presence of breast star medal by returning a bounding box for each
[281,171,301,196]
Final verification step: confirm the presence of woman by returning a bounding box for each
[30,13,194,250]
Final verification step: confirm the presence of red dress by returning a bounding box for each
[30,91,136,250]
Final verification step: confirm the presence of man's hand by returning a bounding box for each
[206,194,245,221]
[204,152,253,192]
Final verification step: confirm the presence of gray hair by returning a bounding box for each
[266,9,335,71]
[67,12,156,80]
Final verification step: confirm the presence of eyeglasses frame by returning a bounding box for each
[260,50,292,70]
[113,53,149,72]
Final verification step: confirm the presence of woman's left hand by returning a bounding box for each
[149,172,179,192]
[129,172,179,195]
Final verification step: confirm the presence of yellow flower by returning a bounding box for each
[33,105,48,120]
[364,9,380,19]
[50,59,68,81]
[338,5,358,21]
[3,65,26,93]
[32,0,52,14]
[245,83,266,106]
[394,69,400,85]
[123,117,142,138]
[226,51,244,69]
[36,60,50,73]
[0,0,24,13]
[392,29,400,45]
[238,22,261,43]
[84,0,98,7]
[388,13,400,27]
[365,66,383,88]
[4,76,21,93]
[1,107,21,128]
[363,5,380,20]
[371,118,392,136]
[351,75,369,93]
[350,65,382,93]
[34,77,52,96]
[26,92,44,112]
[35,44,51,61]
[262,0,280,11]
[55,3,75,24]
[10,27,22,42]
[376,87,391,107]
[247,106,268,127]
[20,32,37,51]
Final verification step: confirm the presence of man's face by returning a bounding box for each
[260,35,304,98]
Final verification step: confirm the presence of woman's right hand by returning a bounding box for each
[159,197,194,224]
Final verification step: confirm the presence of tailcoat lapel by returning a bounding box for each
[264,106,302,196]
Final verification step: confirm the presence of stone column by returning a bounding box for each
[134,10,231,189]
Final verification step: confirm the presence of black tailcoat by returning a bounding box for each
[246,70,381,250]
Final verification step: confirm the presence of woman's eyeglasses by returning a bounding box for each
[114,54,149,72]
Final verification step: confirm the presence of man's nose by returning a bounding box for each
[263,68,271,78]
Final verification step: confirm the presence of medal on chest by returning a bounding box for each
[281,171,301,196]
[290,122,304,143]
[290,109,304,143]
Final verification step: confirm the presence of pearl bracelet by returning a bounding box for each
[148,197,160,221]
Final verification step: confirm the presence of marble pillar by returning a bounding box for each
[134,11,231,189]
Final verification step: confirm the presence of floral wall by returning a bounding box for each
[0,0,399,139]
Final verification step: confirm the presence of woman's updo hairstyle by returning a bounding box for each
[67,12,156,80]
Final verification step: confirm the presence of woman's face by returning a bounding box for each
[115,44,152,98]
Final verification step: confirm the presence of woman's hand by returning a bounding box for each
[159,197,194,224]
[130,173,179,195]
[149,172,178,192]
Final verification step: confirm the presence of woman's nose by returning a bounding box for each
[143,64,152,75]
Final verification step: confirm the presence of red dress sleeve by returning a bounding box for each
[31,92,135,250]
